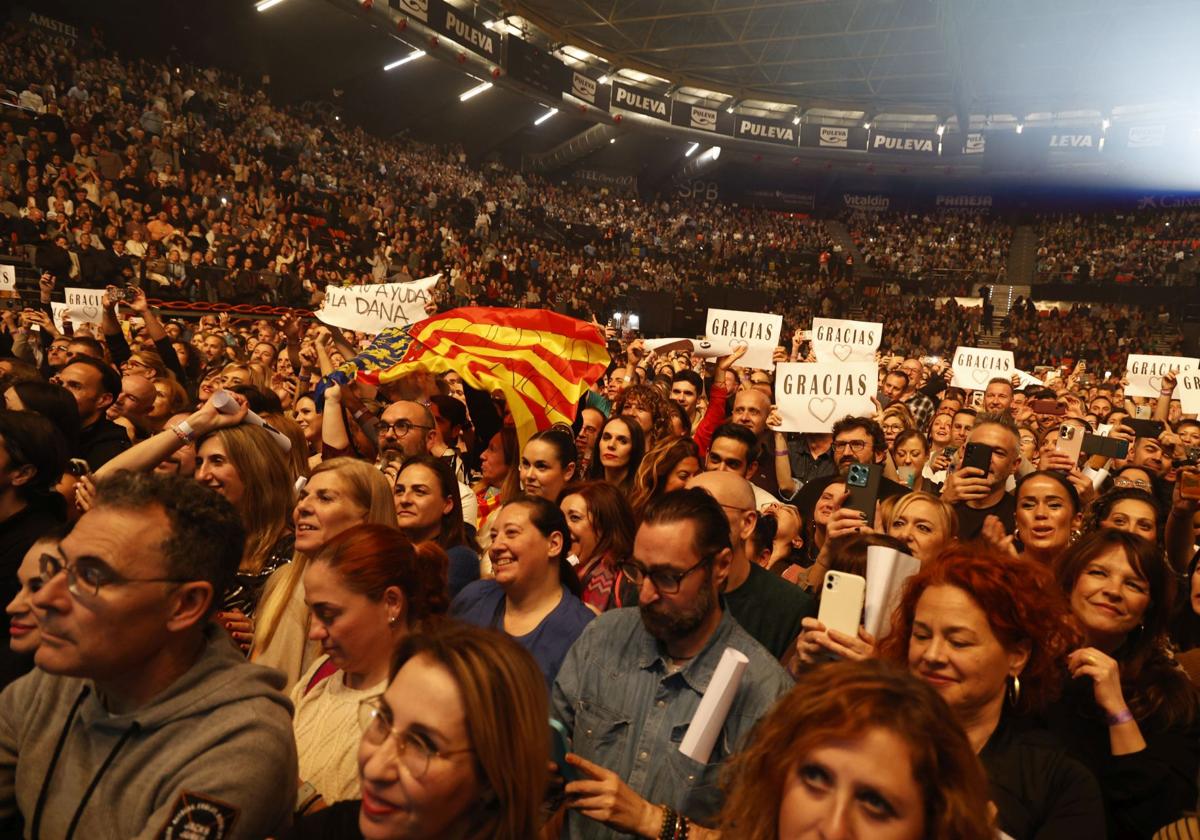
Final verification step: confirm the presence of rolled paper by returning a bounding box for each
[678,647,749,764]
[211,390,292,452]
[864,546,921,639]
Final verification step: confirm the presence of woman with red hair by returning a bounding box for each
[719,659,993,840]
[879,546,1106,838]
[290,524,450,817]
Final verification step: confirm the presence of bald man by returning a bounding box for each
[106,374,157,431]
[730,388,782,499]
[688,471,815,661]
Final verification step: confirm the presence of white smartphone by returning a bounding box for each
[818,571,866,638]
[1134,405,1152,420]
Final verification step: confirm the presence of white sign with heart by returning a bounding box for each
[705,308,783,371]
[811,317,882,364]
[63,287,107,325]
[951,347,1014,390]
[774,362,877,433]
[1125,354,1200,400]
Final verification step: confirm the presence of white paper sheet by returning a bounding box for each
[864,546,921,639]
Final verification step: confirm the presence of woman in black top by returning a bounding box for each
[880,545,1106,839]
[1049,529,1200,838]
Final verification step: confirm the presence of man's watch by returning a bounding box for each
[296,781,320,814]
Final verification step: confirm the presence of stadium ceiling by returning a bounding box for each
[482,0,1200,118]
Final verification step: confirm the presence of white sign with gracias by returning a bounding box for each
[705,309,782,371]
[1176,370,1200,416]
[63,287,107,325]
[316,275,439,334]
[1126,354,1200,399]
[951,347,1014,389]
[811,318,882,363]
[775,363,877,433]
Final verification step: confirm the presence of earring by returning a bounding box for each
[388,614,399,627]
[1006,675,1021,706]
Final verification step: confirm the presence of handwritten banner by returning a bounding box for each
[705,309,782,371]
[775,362,876,433]
[0,264,15,292]
[951,347,1014,389]
[811,317,882,363]
[316,275,439,334]
[1125,353,1200,399]
[63,287,107,325]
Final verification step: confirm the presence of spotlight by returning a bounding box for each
[707,146,721,160]
[255,0,286,10]
[1015,122,1024,134]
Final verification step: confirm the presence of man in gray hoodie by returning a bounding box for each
[0,472,297,839]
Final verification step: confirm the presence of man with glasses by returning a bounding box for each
[0,472,297,838]
[792,415,910,526]
[553,488,792,839]
[687,471,815,660]
[377,398,476,526]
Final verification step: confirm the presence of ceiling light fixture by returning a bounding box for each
[459,81,493,102]
[685,142,699,157]
[255,0,286,11]
[534,108,559,126]
[383,50,425,71]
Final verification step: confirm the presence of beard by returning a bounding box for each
[639,571,716,645]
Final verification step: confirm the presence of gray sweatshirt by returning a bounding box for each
[0,626,297,839]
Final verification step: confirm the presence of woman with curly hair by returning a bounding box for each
[627,437,701,518]
[612,383,674,446]
[879,546,1106,838]
[1049,529,1200,837]
[718,659,993,840]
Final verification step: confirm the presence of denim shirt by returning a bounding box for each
[552,606,793,839]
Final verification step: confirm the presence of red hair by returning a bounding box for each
[321,523,450,630]
[878,544,1083,714]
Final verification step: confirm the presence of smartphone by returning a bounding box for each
[896,465,916,488]
[844,463,882,522]
[969,391,984,409]
[1125,418,1165,439]
[1180,469,1200,501]
[549,718,580,782]
[1055,424,1084,464]
[818,571,867,639]
[1174,447,1200,469]
[1133,405,1152,420]
[961,442,993,474]
[1030,399,1066,416]
[1082,433,1130,460]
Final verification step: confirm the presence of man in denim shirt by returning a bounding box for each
[552,489,793,839]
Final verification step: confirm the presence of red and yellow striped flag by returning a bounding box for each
[378,308,611,444]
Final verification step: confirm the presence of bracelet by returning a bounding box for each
[169,421,195,444]
[1106,707,1134,726]
[678,815,690,840]
[774,449,789,457]
[658,806,677,840]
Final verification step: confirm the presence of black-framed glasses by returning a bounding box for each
[377,420,431,436]
[39,553,192,599]
[832,439,869,453]
[358,696,473,780]
[618,556,710,594]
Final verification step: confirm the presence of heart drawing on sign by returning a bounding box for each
[729,338,750,351]
[81,305,100,321]
[971,369,989,386]
[1149,376,1162,393]
[808,397,836,423]
[833,344,852,361]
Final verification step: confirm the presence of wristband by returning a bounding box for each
[774,449,789,457]
[169,421,195,444]
[1106,708,1134,726]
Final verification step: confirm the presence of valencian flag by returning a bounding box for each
[324,308,610,444]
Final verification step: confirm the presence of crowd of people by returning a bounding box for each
[846,209,1014,285]
[1035,209,1198,285]
[2,14,1200,840]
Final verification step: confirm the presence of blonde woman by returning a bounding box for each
[252,458,398,688]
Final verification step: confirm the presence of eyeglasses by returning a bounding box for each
[832,439,869,453]
[39,553,192,599]
[358,696,473,780]
[618,556,710,594]
[378,420,431,437]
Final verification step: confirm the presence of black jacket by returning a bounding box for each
[78,417,131,471]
